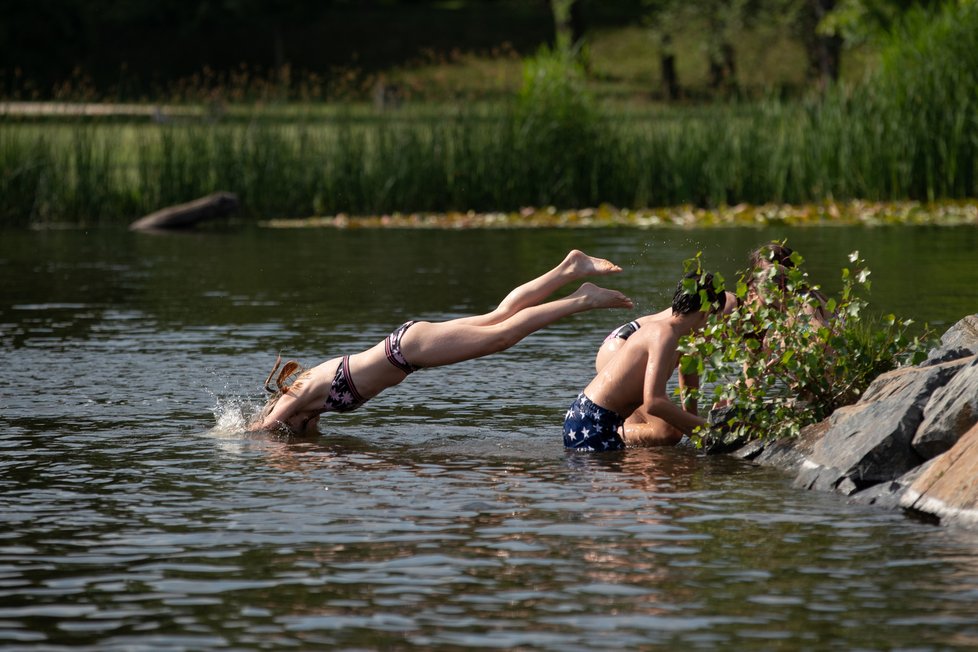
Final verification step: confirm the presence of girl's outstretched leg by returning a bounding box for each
[404,282,633,368]
[453,250,622,327]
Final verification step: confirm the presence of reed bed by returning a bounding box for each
[2,4,975,227]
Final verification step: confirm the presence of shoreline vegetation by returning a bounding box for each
[2,3,977,229]
[261,200,978,230]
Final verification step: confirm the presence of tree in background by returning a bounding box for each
[793,0,843,88]
[638,0,681,99]
[808,0,942,87]
[636,0,936,99]
[1,0,952,102]
[642,0,802,98]
[818,0,942,45]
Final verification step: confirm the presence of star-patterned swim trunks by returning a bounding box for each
[563,392,626,451]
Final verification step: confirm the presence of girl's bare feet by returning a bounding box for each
[562,249,623,280]
[571,282,634,310]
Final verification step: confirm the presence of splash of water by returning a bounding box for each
[205,375,262,436]
[212,396,251,433]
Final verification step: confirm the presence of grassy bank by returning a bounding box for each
[2,4,976,228]
[2,99,973,227]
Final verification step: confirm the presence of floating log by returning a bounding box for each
[129,192,239,231]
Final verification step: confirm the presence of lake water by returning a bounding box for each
[3,224,978,650]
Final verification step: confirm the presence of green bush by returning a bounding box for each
[679,245,932,444]
[510,47,607,207]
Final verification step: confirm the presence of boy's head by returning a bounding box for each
[672,271,726,316]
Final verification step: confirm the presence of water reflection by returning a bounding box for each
[4,226,978,649]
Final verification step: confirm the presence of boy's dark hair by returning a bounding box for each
[672,271,726,315]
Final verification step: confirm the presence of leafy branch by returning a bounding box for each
[679,246,932,445]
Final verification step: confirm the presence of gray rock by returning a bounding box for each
[901,423,978,527]
[914,356,978,459]
[794,461,856,494]
[921,315,978,365]
[938,314,978,351]
[701,429,750,455]
[803,359,968,492]
[702,405,750,454]
[729,439,767,461]
[750,419,831,474]
[847,457,939,509]
[920,345,975,367]
[707,404,739,428]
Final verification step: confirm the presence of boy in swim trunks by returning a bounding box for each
[250,250,633,435]
[564,271,735,451]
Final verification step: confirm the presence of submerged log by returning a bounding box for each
[129,192,239,231]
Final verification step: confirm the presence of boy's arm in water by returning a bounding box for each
[621,355,700,446]
[621,412,684,446]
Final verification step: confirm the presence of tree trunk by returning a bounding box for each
[806,0,842,88]
[722,42,737,94]
[708,42,737,96]
[569,0,586,48]
[659,34,680,100]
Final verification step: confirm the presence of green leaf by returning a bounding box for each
[679,355,701,375]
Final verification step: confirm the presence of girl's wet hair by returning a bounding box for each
[745,242,796,298]
[263,354,303,396]
[749,242,796,271]
[744,242,832,323]
[672,271,726,315]
[254,354,305,427]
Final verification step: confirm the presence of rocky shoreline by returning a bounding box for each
[725,314,978,529]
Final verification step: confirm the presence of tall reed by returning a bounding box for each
[1,4,975,227]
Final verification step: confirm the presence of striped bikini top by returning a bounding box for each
[603,320,641,343]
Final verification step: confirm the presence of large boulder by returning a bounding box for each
[743,418,830,474]
[901,422,978,527]
[794,358,969,494]
[913,355,978,459]
[921,314,978,366]
[846,456,939,510]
